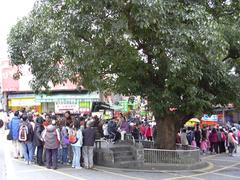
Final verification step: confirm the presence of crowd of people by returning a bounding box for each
[3,109,156,170]
[177,124,240,156]
[5,110,96,170]
[3,108,240,171]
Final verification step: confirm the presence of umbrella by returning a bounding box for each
[189,118,200,123]
[184,118,200,127]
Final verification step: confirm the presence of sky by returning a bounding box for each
[0,0,35,60]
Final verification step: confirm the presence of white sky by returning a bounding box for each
[0,0,35,60]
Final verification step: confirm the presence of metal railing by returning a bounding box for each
[176,143,199,150]
[138,141,199,150]
[144,147,200,164]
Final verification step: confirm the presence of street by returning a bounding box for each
[1,130,240,180]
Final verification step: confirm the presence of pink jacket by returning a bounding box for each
[209,132,218,143]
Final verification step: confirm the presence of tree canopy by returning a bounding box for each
[8,0,240,149]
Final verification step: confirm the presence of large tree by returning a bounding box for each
[8,0,240,149]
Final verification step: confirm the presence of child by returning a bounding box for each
[191,138,197,148]
[201,138,208,155]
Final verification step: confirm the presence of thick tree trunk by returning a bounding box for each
[155,116,178,150]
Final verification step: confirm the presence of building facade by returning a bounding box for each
[0,59,100,113]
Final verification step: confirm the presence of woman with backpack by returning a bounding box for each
[70,120,83,169]
[19,114,34,165]
[42,119,60,169]
[209,128,219,154]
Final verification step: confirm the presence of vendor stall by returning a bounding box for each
[184,118,200,127]
[200,114,218,128]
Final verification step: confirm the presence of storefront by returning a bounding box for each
[35,92,100,114]
[8,94,41,112]
[200,114,218,128]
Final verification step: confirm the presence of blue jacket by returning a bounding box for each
[8,116,21,140]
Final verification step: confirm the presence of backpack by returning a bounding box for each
[68,129,78,144]
[19,124,29,142]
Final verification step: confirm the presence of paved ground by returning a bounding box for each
[1,130,240,180]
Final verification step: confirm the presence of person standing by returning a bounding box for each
[60,120,70,165]
[107,118,120,142]
[131,123,140,142]
[119,116,130,140]
[145,124,153,141]
[64,111,73,163]
[82,121,96,169]
[194,125,201,148]
[219,128,226,153]
[19,114,34,165]
[42,120,60,169]
[8,111,21,159]
[102,121,109,139]
[200,137,208,155]
[28,113,36,158]
[33,116,45,166]
[209,128,219,154]
[180,129,189,149]
[139,122,146,140]
[71,120,83,169]
[232,127,238,153]
[186,127,194,145]
[228,129,238,156]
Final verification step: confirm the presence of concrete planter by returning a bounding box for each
[94,140,202,170]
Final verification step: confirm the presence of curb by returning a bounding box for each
[95,161,213,173]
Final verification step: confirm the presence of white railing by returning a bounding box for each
[144,147,200,164]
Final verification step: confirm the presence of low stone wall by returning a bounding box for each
[94,140,202,170]
[131,143,144,163]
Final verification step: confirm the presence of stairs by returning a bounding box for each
[110,146,142,168]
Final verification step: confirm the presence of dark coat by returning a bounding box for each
[82,127,96,146]
[107,120,117,134]
[33,123,44,146]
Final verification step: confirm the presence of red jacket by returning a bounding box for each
[140,125,146,135]
[145,127,152,138]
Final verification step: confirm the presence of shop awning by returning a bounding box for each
[35,93,100,103]
[110,105,124,111]
[8,94,35,99]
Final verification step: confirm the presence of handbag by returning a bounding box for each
[7,131,12,140]
[7,121,13,140]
